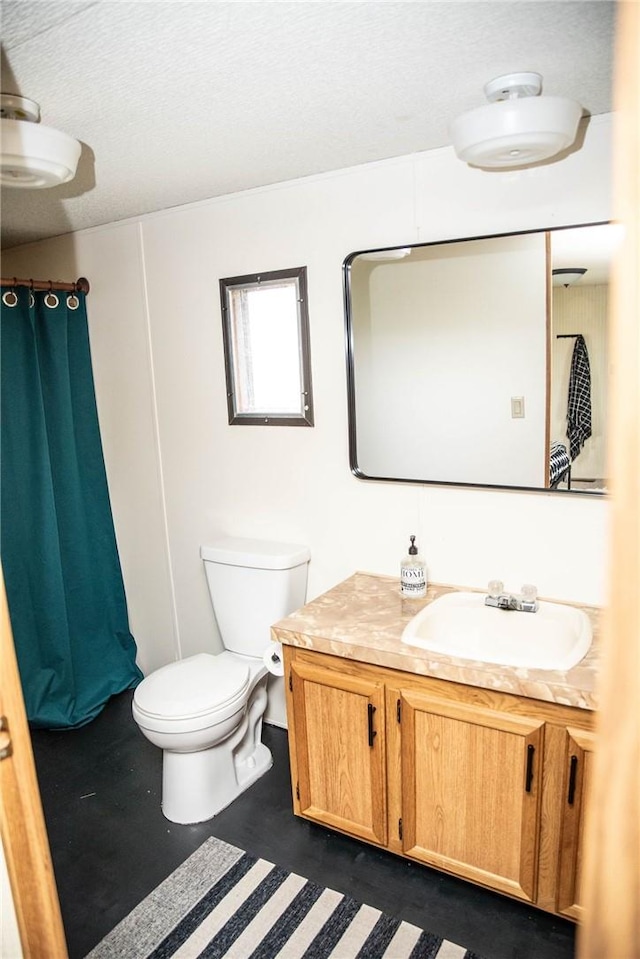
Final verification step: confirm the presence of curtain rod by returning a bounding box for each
[556,333,581,338]
[1,276,90,294]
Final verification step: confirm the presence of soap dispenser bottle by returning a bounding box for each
[400,535,427,598]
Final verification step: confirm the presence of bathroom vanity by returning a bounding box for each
[272,573,599,921]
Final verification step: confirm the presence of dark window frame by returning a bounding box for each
[219,266,314,427]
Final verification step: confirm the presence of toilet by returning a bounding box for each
[132,536,310,824]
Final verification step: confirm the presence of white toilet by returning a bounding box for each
[132,537,310,824]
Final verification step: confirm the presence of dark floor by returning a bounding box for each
[31,690,576,959]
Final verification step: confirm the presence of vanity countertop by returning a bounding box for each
[272,573,601,711]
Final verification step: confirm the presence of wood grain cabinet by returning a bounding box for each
[555,726,596,919]
[396,687,543,903]
[284,646,595,919]
[287,657,387,846]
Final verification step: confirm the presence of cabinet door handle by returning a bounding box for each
[525,744,535,792]
[567,754,578,806]
[367,703,377,747]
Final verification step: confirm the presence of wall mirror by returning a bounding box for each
[344,222,618,494]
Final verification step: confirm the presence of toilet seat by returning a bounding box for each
[133,653,250,732]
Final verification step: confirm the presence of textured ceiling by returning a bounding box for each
[0,0,615,250]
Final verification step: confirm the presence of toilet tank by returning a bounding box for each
[201,537,310,657]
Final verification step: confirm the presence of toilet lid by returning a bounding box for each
[134,653,250,720]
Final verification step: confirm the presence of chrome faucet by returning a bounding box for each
[485,580,538,613]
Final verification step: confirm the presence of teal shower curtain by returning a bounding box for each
[1,284,142,728]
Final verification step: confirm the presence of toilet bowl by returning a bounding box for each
[132,537,309,824]
[133,651,270,823]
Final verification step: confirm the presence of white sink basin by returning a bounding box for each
[401,591,592,670]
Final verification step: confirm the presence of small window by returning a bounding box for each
[219,266,314,426]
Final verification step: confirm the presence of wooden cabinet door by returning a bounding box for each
[400,688,544,902]
[288,660,387,846]
[556,727,596,919]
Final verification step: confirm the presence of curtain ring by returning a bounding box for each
[2,290,18,307]
[29,278,34,291]
[4,279,19,307]
[44,280,59,308]
[45,287,59,309]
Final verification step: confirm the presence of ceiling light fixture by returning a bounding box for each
[552,268,587,288]
[0,93,81,189]
[448,72,583,169]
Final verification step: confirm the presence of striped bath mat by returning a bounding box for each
[86,837,485,959]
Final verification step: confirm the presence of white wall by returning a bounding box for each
[3,115,612,676]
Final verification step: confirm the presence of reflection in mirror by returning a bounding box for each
[344,223,620,494]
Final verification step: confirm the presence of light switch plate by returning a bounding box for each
[511,396,525,418]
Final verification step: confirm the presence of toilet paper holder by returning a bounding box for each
[263,641,285,677]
